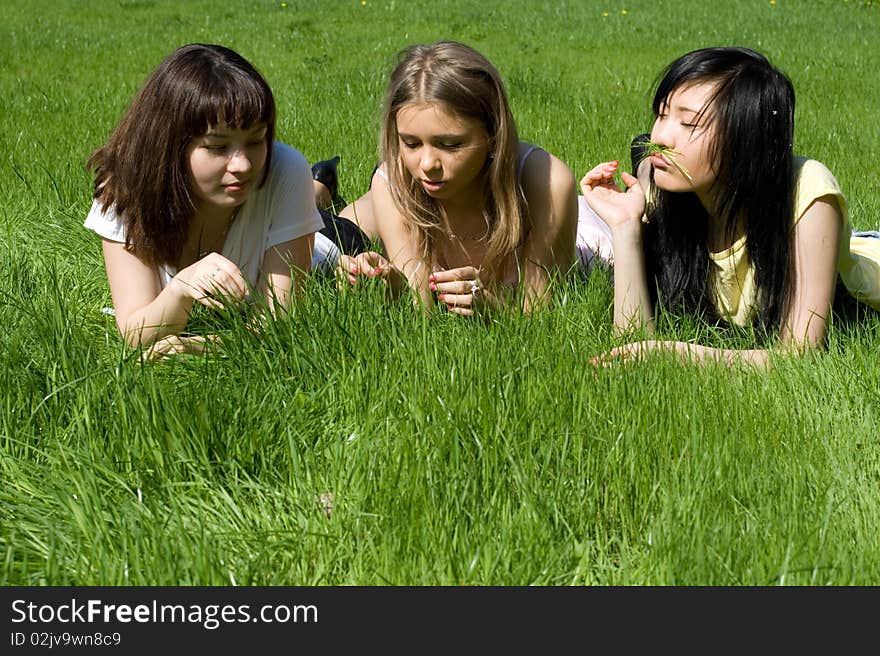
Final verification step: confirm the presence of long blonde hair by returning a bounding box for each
[379,41,527,286]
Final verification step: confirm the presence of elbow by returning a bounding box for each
[117,314,161,350]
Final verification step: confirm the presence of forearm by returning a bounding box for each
[258,235,314,316]
[663,340,821,369]
[668,342,772,368]
[117,284,194,348]
[610,222,654,333]
[519,267,555,312]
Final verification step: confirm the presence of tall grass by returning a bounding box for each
[1,0,879,585]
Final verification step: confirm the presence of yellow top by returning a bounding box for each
[707,157,880,325]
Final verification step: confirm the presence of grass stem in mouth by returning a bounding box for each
[635,138,694,183]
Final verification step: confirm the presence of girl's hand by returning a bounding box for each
[430,266,482,316]
[580,160,646,230]
[337,251,392,285]
[172,253,249,309]
[140,334,220,362]
[589,340,658,367]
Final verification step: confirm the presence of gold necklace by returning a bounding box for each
[446,220,489,242]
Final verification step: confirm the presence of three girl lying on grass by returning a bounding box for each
[84,42,880,364]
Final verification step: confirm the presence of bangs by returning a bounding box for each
[183,69,274,136]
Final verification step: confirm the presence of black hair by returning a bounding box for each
[643,46,795,335]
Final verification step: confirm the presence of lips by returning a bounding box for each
[649,153,670,169]
[223,179,251,193]
[421,179,446,192]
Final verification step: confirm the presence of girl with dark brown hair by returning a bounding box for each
[85,43,324,357]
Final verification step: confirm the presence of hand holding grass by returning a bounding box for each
[337,251,392,285]
[429,266,482,316]
[580,160,646,231]
[171,252,250,311]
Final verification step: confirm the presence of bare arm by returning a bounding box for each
[580,160,654,333]
[258,233,315,313]
[778,196,841,349]
[518,149,579,311]
[102,239,248,348]
[590,196,843,369]
[369,168,433,308]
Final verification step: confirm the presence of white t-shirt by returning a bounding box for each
[84,141,324,287]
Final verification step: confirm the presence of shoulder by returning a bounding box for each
[517,143,577,236]
[83,198,126,242]
[794,156,839,186]
[265,141,312,184]
[272,141,310,170]
[792,156,848,225]
[518,143,576,199]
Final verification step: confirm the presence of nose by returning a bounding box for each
[419,147,441,175]
[227,148,253,174]
[650,117,672,149]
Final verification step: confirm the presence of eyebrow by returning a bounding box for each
[659,101,701,115]
[674,105,702,115]
[397,132,466,140]
[204,125,267,137]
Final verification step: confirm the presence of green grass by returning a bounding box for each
[1,0,879,585]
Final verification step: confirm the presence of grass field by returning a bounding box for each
[1,0,879,585]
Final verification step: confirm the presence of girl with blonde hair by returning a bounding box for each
[337,41,587,315]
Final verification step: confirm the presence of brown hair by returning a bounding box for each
[379,41,526,287]
[87,43,276,265]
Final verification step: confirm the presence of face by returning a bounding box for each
[395,103,491,201]
[187,122,268,215]
[649,81,719,201]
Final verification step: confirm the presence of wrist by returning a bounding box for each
[167,275,199,308]
[611,219,644,244]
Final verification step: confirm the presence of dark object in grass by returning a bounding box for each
[312,155,346,209]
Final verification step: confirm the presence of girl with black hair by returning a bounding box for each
[581,46,880,367]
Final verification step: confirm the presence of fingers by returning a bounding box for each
[360,252,392,277]
[619,170,642,191]
[140,335,217,362]
[579,161,619,194]
[428,266,478,284]
[178,253,249,306]
[436,291,473,308]
[588,343,646,368]
[205,259,248,300]
[336,252,391,285]
[429,269,482,314]
[336,254,360,284]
